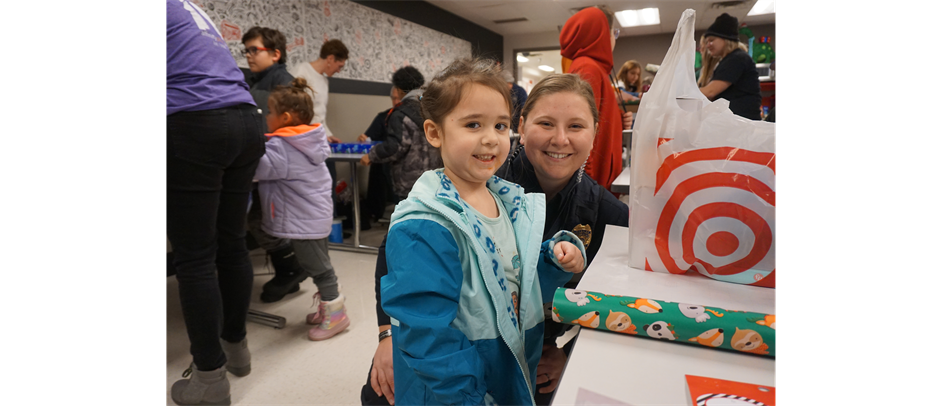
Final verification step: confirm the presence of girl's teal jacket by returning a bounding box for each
[381,170,586,406]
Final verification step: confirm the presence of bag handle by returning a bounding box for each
[643,9,706,105]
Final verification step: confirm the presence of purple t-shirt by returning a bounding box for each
[166,0,255,115]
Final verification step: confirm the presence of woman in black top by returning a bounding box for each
[699,13,762,120]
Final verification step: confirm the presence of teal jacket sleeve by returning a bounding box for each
[538,230,588,303]
[381,219,488,405]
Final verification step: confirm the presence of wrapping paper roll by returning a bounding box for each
[551,288,775,358]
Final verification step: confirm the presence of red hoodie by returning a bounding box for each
[560,7,623,192]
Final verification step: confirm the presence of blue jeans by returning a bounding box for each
[167,104,265,371]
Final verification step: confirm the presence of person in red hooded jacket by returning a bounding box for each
[560,6,633,192]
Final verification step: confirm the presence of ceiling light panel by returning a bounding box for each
[747,0,775,16]
[615,8,660,28]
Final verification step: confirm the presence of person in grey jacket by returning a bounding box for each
[360,66,442,201]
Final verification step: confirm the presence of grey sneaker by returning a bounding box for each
[170,364,231,405]
[219,338,251,377]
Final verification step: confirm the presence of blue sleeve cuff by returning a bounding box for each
[538,230,587,302]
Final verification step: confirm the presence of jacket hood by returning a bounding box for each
[559,7,614,71]
[403,169,529,220]
[402,87,424,102]
[266,123,326,162]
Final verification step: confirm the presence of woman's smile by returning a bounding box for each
[543,151,572,160]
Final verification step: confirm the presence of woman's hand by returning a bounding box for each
[370,333,396,404]
[327,135,342,144]
[357,133,369,143]
[360,154,371,166]
[536,344,568,394]
[554,241,584,273]
[622,111,634,130]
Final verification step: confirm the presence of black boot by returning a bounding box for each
[260,245,307,303]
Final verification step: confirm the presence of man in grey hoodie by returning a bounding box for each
[360,66,442,201]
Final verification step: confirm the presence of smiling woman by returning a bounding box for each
[495,74,630,404]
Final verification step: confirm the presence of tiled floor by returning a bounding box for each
[167,212,578,405]
[166,219,392,405]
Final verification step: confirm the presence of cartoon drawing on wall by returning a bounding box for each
[197,0,472,83]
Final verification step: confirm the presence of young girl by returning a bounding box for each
[616,59,643,101]
[380,58,587,406]
[255,77,349,341]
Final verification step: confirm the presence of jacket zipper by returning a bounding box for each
[415,196,535,401]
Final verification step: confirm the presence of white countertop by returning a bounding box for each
[551,225,775,406]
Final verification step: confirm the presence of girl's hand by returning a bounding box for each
[554,241,584,273]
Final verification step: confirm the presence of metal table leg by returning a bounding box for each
[329,160,379,254]
[247,308,286,329]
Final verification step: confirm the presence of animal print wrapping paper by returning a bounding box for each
[551,288,775,358]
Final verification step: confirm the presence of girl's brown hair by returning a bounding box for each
[269,77,315,125]
[616,60,642,93]
[520,74,599,128]
[420,57,512,127]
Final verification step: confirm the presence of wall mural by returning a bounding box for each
[193,0,472,83]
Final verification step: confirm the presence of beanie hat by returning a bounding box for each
[704,13,740,42]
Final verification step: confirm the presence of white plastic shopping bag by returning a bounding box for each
[628,9,775,287]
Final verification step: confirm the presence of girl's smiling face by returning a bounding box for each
[425,83,511,192]
[627,67,641,86]
[520,91,597,194]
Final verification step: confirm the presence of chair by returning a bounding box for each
[167,250,286,329]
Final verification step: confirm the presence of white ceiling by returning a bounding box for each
[425,0,775,38]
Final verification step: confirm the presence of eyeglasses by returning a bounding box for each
[241,46,270,57]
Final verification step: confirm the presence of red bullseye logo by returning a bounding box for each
[648,145,775,282]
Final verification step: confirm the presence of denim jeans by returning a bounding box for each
[167,104,265,371]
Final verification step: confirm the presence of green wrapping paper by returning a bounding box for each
[551,288,776,358]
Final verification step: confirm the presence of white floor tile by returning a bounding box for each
[168,235,384,405]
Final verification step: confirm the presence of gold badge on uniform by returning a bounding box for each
[572,224,592,247]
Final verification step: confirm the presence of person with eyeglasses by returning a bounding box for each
[239,26,309,304]
[559,5,633,194]
[241,26,294,131]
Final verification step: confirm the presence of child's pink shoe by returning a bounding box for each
[306,292,324,325]
[306,284,343,325]
[308,294,350,341]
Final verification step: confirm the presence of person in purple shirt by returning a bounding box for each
[167,1,265,404]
